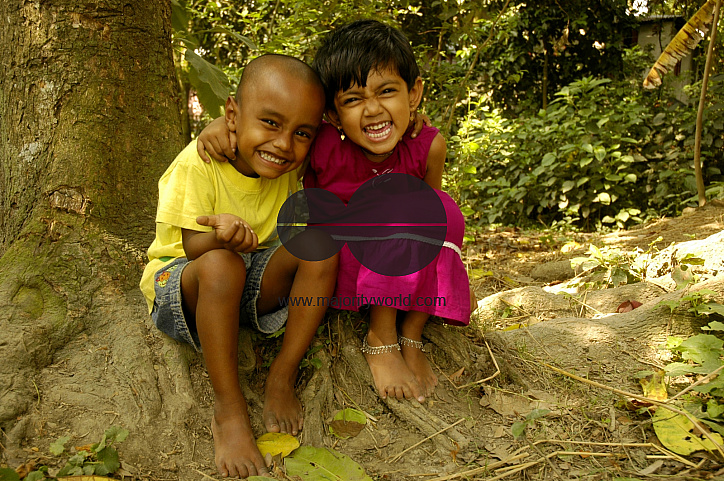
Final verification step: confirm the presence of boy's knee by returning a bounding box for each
[194,249,247,286]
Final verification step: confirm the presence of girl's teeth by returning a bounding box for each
[365,122,391,138]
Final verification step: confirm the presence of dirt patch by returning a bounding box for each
[2,202,723,481]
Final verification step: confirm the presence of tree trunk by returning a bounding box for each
[0,0,182,458]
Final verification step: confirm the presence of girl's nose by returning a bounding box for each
[364,97,383,116]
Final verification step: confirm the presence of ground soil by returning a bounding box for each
[2,201,724,481]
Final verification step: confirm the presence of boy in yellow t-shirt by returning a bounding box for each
[139,54,337,478]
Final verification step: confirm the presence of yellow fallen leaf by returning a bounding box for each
[653,408,723,455]
[640,371,668,402]
[561,241,582,253]
[256,432,300,458]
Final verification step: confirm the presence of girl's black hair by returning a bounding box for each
[312,20,420,110]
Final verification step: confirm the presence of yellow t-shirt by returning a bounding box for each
[139,140,300,312]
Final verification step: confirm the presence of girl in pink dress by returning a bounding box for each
[199,20,471,403]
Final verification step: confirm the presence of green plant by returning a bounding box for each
[570,244,644,289]
[511,408,550,439]
[0,427,130,481]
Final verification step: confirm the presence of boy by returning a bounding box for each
[139,54,337,478]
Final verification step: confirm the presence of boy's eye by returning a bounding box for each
[382,88,396,94]
[262,119,278,127]
[342,97,360,105]
[295,130,312,139]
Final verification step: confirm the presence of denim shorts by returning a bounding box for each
[150,247,288,351]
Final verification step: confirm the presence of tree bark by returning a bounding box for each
[0,0,182,434]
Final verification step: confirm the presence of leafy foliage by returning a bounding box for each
[449,69,724,230]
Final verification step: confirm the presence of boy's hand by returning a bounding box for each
[410,111,433,138]
[197,214,258,253]
[197,117,236,164]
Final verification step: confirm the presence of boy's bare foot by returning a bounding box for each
[212,402,269,478]
[363,332,424,402]
[400,337,438,397]
[263,362,303,435]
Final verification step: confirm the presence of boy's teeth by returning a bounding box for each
[259,152,284,164]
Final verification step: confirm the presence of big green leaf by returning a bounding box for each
[285,446,372,481]
[185,50,231,117]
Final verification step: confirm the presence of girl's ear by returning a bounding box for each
[409,77,424,111]
[225,96,238,131]
[325,109,342,129]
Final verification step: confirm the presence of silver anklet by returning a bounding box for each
[398,335,426,352]
[360,335,400,355]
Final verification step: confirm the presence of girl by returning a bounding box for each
[199,20,472,403]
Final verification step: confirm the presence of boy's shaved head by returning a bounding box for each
[236,54,323,104]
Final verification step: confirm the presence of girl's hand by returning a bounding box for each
[197,117,236,163]
[196,214,258,253]
[410,111,433,138]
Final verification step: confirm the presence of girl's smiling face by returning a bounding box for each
[328,68,423,162]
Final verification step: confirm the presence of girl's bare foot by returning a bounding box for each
[399,336,438,396]
[212,401,270,478]
[263,361,303,435]
[363,332,424,402]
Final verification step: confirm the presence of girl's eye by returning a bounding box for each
[342,97,360,105]
[262,119,278,127]
[295,130,312,139]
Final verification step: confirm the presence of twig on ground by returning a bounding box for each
[191,468,217,481]
[425,452,530,480]
[456,338,500,389]
[667,364,724,403]
[387,418,466,463]
[539,361,724,459]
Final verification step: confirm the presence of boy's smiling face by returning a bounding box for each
[225,70,324,178]
[328,67,423,162]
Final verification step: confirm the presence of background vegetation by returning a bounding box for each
[173,0,724,231]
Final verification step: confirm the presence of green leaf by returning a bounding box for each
[329,409,367,439]
[527,408,550,420]
[541,153,556,166]
[0,468,20,481]
[96,446,121,475]
[703,321,724,331]
[462,165,477,174]
[653,407,724,455]
[285,446,373,480]
[695,302,724,316]
[677,334,723,365]
[511,421,527,439]
[104,426,129,444]
[594,145,606,161]
[24,471,45,481]
[185,50,231,117]
[50,436,70,456]
[561,180,575,193]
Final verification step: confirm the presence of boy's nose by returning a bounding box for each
[273,132,292,151]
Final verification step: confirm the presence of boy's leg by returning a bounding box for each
[365,305,424,402]
[398,310,437,396]
[181,249,268,478]
[256,245,337,435]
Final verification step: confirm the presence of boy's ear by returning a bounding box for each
[325,109,342,129]
[225,96,238,131]
[409,77,424,111]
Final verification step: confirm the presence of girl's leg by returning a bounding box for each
[399,310,437,396]
[366,305,425,402]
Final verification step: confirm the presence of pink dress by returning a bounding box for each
[304,123,470,325]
